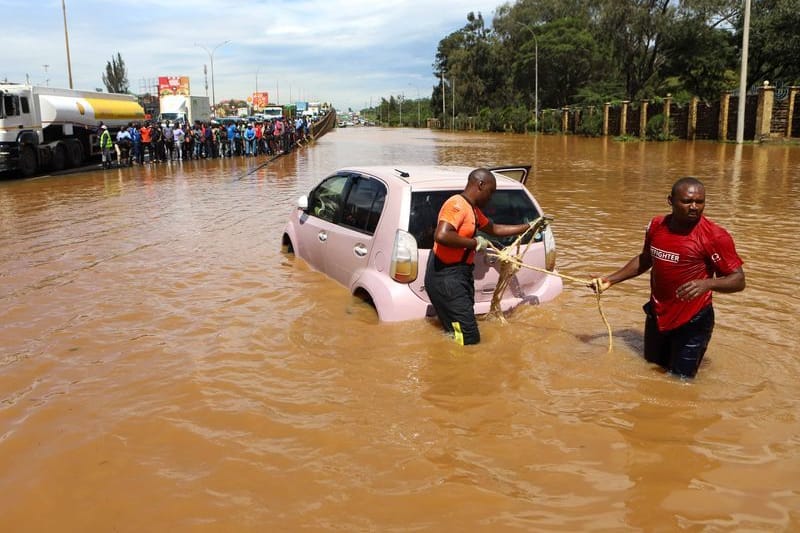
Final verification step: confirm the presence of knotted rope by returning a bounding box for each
[485,220,613,352]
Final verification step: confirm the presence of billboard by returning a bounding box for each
[250,92,270,109]
[158,76,190,97]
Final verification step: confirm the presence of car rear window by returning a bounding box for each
[409,190,541,249]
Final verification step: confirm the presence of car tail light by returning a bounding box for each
[390,229,418,283]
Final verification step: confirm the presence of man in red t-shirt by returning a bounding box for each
[591,177,745,377]
[425,168,537,345]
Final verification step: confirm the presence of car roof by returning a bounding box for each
[337,166,526,190]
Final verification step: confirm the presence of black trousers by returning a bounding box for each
[644,302,715,378]
[424,254,480,345]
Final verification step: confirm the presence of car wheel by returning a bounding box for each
[52,143,67,171]
[19,145,37,177]
[349,289,379,324]
[281,234,295,254]
[66,140,84,168]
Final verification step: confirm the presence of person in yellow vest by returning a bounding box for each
[99,124,114,169]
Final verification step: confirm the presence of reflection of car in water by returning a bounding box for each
[281,165,562,322]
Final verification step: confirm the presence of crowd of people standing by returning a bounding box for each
[102,116,311,168]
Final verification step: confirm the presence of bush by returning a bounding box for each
[539,110,561,134]
[576,110,603,136]
[645,113,675,141]
[505,105,531,134]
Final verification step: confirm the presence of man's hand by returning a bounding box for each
[589,277,611,294]
[475,236,489,253]
[675,279,708,301]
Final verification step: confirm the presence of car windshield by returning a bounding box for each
[409,190,541,249]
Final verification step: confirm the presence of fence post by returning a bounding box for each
[620,100,630,136]
[755,81,774,141]
[663,93,672,139]
[789,87,799,138]
[603,103,610,136]
[640,100,648,139]
[718,92,730,140]
[561,107,569,133]
[688,96,698,140]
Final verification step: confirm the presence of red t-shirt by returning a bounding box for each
[645,214,743,331]
[433,194,489,265]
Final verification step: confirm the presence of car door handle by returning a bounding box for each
[318,231,327,242]
[353,244,368,257]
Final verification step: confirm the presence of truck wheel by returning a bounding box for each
[19,146,37,177]
[66,140,84,168]
[52,144,67,171]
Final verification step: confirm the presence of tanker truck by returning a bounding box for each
[0,83,145,177]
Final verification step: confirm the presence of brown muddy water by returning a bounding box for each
[1,128,798,531]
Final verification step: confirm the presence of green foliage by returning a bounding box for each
[645,113,675,141]
[539,110,562,134]
[744,0,800,84]
[429,0,795,132]
[102,52,129,94]
[575,109,603,136]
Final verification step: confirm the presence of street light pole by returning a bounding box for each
[195,40,230,116]
[515,21,538,133]
[735,0,752,144]
[61,0,73,89]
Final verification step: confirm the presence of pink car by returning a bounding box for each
[281,166,562,321]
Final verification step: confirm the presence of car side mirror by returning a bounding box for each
[297,195,308,210]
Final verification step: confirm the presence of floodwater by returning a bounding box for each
[1,128,798,532]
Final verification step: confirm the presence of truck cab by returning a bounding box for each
[0,86,41,175]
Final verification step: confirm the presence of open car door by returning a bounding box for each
[488,165,531,185]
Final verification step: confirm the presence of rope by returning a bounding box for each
[486,229,614,352]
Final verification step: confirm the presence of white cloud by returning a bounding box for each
[2,0,499,111]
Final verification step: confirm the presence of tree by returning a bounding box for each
[432,12,504,118]
[743,0,800,84]
[593,0,674,100]
[102,52,129,93]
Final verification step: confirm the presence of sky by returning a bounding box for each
[2,0,501,112]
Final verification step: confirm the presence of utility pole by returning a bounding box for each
[441,72,446,129]
[61,0,73,88]
[735,0,752,144]
[195,40,230,115]
[515,21,539,133]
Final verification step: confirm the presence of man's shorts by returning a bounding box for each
[643,302,715,378]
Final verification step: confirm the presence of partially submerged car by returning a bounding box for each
[281,165,562,321]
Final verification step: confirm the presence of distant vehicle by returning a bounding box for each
[158,95,211,125]
[262,106,283,121]
[281,165,561,322]
[0,83,145,177]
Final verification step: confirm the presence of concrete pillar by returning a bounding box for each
[603,103,610,136]
[620,100,630,136]
[755,81,775,141]
[719,92,730,140]
[663,94,672,139]
[639,100,648,139]
[688,96,699,140]
[788,87,799,138]
[561,107,570,133]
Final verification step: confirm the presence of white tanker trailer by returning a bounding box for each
[0,83,145,177]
